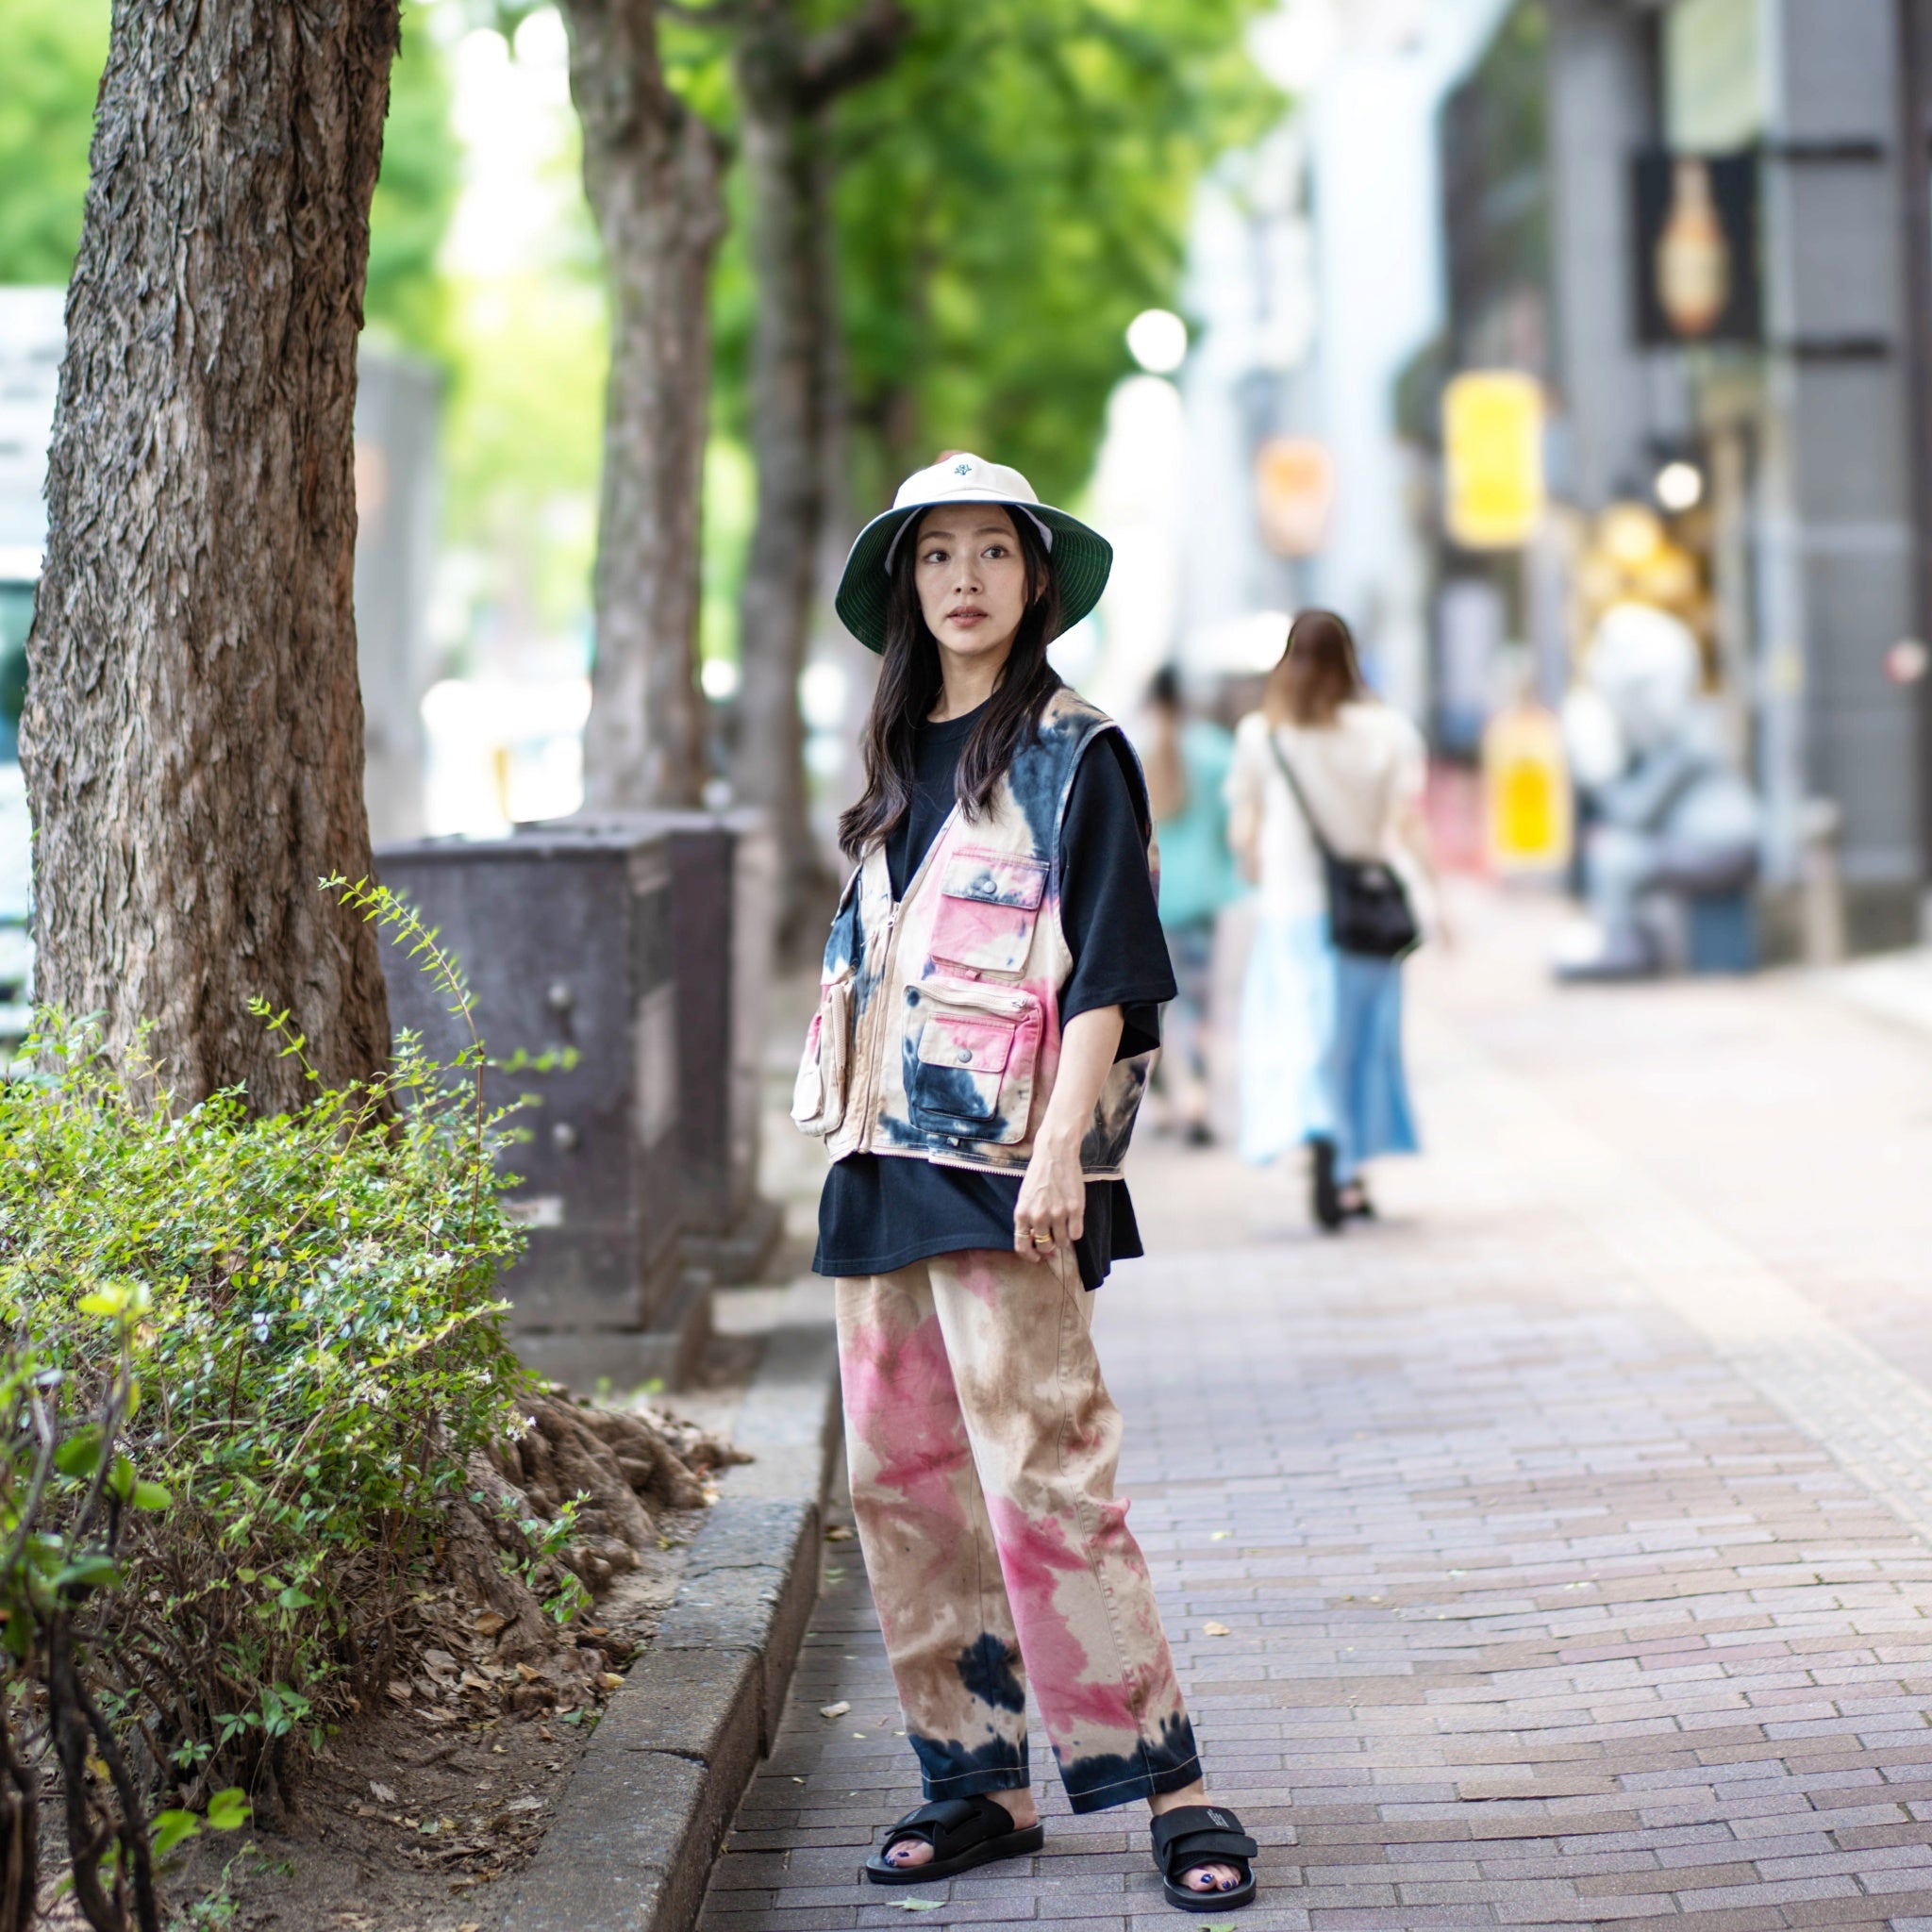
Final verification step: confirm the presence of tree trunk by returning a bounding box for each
[566,0,727,812]
[21,1,398,1111]
[733,83,825,927]
[730,0,908,944]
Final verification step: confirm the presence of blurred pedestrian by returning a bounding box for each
[1141,665,1240,1143]
[1226,609,1436,1231]
[793,453,1258,1912]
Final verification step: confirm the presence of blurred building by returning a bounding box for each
[1422,0,1930,949]
[1174,0,1520,708]
[353,351,441,844]
[1183,0,1932,952]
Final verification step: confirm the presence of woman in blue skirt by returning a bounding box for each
[1225,610,1437,1230]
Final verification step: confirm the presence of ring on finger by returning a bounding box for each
[1028,1231,1054,1248]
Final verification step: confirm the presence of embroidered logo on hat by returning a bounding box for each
[953,460,973,476]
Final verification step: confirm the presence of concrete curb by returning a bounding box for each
[493,1320,841,1932]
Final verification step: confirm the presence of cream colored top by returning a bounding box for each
[1224,703,1430,924]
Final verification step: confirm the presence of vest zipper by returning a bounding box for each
[854,898,899,1148]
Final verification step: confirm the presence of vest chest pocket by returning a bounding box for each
[791,976,853,1136]
[907,979,1042,1147]
[927,849,1048,978]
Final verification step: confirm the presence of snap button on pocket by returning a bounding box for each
[929,848,1048,977]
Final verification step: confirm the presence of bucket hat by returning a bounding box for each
[834,451,1113,655]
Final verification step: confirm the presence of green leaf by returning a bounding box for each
[150,1809,201,1858]
[53,1554,120,1593]
[53,1429,103,1478]
[206,1788,253,1831]
[131,1479,172,1511]
[276,1585,315,1609]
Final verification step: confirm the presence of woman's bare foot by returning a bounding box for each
[881,1787,1038,1869]
[1149,1781,1242,1893]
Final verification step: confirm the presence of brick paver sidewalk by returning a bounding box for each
[701,899,1932,1929]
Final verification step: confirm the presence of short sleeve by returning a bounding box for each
[1385,711,1427,818]
[1058,733,1176,1060]
[1225,712,1269,814]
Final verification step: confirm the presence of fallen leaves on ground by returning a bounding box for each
[819,1700,851,1718]
[1202,1621,1231,1637]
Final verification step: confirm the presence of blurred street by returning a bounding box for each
[703,888,1932,1929]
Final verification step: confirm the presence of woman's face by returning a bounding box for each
[911,505,1033,672]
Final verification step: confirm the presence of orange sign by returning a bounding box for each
[1254,438,1335,557]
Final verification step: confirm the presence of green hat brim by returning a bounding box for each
[833,501,1113,655]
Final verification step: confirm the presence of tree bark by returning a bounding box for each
[731,0,908,941]
[21,1,398,1111]
[566,0,727,812]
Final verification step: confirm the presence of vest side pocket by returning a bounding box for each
[791,977,853,1135]
[927,848,1048,978]
[906,977,1042,1147]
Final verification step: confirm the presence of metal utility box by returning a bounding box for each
[525,809,781,1282]
[375,828,698,1388]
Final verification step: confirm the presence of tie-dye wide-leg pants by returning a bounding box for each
[835,1248,1201,1814]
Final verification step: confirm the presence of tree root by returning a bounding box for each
[438,1391,745,1669]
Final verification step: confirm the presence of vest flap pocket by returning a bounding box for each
[916,1010,1016,1078]
[791,976,852,1135]
[907,978,1041,1142]
[929,850,1048,977]
[939,849,1047,910]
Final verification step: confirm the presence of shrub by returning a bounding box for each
[0,884,534,1927]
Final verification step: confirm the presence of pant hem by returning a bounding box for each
[1063,1753,1203,1816]
[922,1765,1032,1801]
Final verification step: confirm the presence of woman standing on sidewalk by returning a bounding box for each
[792,452,1259,1914]
[1227,609,1435,1229]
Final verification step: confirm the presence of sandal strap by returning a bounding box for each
[883,1793,1012,1857]
[1152,1805,1257,1873]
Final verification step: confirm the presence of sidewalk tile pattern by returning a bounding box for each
[701,957,1932,1929]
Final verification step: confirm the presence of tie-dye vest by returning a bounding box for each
[792,687,1157,1180]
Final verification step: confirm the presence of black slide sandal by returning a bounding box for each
[1151,1804,1259,1913]
[863,1794,1044,1886]
[1310,1137,1344,1233]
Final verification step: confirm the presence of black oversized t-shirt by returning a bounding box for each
[812,698,1176,1291]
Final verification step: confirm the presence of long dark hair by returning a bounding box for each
[1263,608,1365,728]
[838,507,1063,859]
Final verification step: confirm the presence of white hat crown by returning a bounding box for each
[891,452,1040,511]
[882,453,1054,573]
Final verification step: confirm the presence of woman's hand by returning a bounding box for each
[1012,1006,1124,1264]
[1014,1125,1086,1262]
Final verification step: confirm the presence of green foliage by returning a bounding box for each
[0,881,532,1823]
[830,0,1280,508]
[0,0,109,285]
[440,271,608,649]
[366,1,462,358]
[0,0,452,347]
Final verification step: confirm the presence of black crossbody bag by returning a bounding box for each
[1267,732,1420,961]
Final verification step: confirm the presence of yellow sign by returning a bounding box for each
[1254,437,1335,557]
[1442,372,1545,550]
[1481,699,1573,874]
